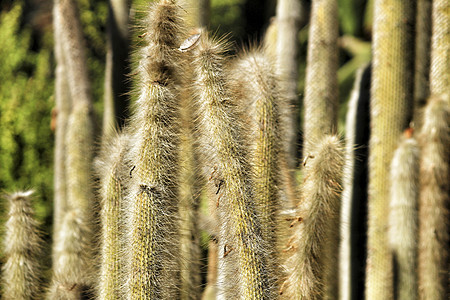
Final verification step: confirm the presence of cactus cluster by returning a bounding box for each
[1,0,449,299]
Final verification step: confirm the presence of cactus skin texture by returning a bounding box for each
[124,0,185,298]
[388,130,420,300]
[48,210,95,299]
[303,0,339,156]
[1,191,43,300]
[418,94,449,300]
[192,34,271,299]
[366,1,416,299]
[429,0,450,96]
[283,135,344,299]
[96,132,129,299]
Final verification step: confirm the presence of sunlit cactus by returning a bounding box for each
[124,0,186,298]
[283,135,344,299]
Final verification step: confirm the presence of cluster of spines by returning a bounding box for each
[1,191,43,300]
[124,0,185,298]
[283,135,344,299]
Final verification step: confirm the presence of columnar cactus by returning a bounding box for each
[302,0,339,156]
[230,48,283,286]
[1,191,43,300]
[388,129,420,300]
[96,133,130,299]
[418,94,449,300]
[124,0,185,298]
[191,34,271,299]
[48,210,95,299]
[366,1,416,298]
[283,135,344,299]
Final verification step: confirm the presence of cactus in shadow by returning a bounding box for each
[388,129,420,300]
[413,0,432,125]
[48,210,95,299]
[102,0,131,138]
[191,33,272,299]
[1,191,43,300]
[339,64,371,300]
[418,94,449,300]
[366,1,416,299]
[96,132,130,299]
[302,0,339,156]
[282,135,344,299]
[124,0,185,298]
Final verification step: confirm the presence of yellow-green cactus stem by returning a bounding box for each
[192,34,271,299]
[96,132,130,299]
[366,1,416,298]
[125,0,185,298]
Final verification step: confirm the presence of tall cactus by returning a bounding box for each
[1,191,43,300]
[52,0,72,238]
[303,0,339,155]
[366,1,416,298]
[283,135,344,299]
[418,94,449,300]
[124,0,185,298]
[54,0,96,287]
[96,133,130,299]
[191,33,271,299]
[230,48,283,285]
[388,129,420,300]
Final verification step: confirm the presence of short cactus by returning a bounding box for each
[1,191,43,300]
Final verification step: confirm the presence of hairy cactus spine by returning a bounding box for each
[388,129,420,300]
[366,1,416,298]
[48,210,95,299]
[418,94,449,300]
[125,1,185,298]
[283,135,344,299]
[192,34,271,299]
[230,48,283,288]
[1,191,43,300]
[302,0,339,155]
[97,133,129,299]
